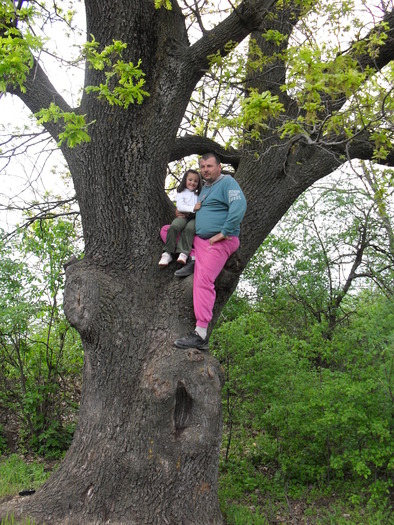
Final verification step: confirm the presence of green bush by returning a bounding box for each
[0,426,7,454]
[0,220,83,457]
[212,295,394,508]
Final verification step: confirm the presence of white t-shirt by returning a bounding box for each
[175,189,198,213]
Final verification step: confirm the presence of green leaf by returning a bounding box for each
[35,103,93,148]
[83,39,150,108]
[154,0,172,10]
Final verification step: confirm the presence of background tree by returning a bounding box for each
[213,167,393,519]
[245,161,394,342]
[0,0,394,523]
[0,215,83,457]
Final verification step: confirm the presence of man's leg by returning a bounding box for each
[193,236,240,328]
[174,236,239,350]
[160,224,170,243]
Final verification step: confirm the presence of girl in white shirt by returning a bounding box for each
[159,169,202,266]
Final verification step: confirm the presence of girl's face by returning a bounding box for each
[185,172,199,191]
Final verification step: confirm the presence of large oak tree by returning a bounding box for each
[1,0,394,523]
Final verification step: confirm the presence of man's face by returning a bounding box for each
[199,156,221,183]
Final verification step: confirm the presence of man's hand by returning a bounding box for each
[209,233,230,245]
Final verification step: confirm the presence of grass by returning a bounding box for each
[0,455,52,524]
[218,465,394,525]
[0,454,392,524]
[0,515,37,525]
[0,455,51,499]
[220,491,394,525]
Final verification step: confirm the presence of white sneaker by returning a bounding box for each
[159,252,172,266]
[177,253,188,265]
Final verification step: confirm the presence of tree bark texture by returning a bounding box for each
[16,263,223,525]
[2,0,394,523]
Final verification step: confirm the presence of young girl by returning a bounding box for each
[159,169,202,266]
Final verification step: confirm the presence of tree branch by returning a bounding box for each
[1,196,79,241]
[185,0,279,75]
[353,8,394,74]
[8,58,74,144]
[323,7,394,114]
[171,134,241,167]
[339,130,394,167]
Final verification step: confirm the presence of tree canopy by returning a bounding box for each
[1,1,394,213]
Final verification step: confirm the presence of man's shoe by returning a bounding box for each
[174,331,209,351]
[174,259,195,277]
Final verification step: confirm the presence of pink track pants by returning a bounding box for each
[160,225,239,327]
[193,235,239,328]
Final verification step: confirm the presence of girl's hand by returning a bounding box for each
[175,208,187,218]
[194,202,202,211]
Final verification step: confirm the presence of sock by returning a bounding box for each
[195,326,207,339]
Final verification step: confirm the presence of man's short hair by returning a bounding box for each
[200,152,221,164]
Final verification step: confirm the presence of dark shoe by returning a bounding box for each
[174,331,209,351]
[174,259,195,277]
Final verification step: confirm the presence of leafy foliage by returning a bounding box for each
[0,1,42,93]
[182,1,394,162]
[33,37,150,148]
[213,165,394,519]
[245,163,394,340]
[84,38,150,108]
[0,216,83,457]
[154,0,172,10]
[213,292,393,520]
[34,104,92,148]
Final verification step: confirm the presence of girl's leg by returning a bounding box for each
[177,219,195,255]
[163,218,188,253]
[161,224,195,258]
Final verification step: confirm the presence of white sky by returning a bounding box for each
[0,4,86,233]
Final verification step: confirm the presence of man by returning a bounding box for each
[174,152,247,350]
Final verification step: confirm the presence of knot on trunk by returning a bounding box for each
[174,381,193,438]
[63,261,125,335]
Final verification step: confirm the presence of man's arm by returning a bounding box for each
[220,180,247,237]
[209,180,247,244]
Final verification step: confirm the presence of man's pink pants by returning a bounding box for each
[160,225,239,328]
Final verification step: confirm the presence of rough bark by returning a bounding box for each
[1,0,394,523]
[13,262,224,525]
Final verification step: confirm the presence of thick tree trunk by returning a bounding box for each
[12,260,225,524]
